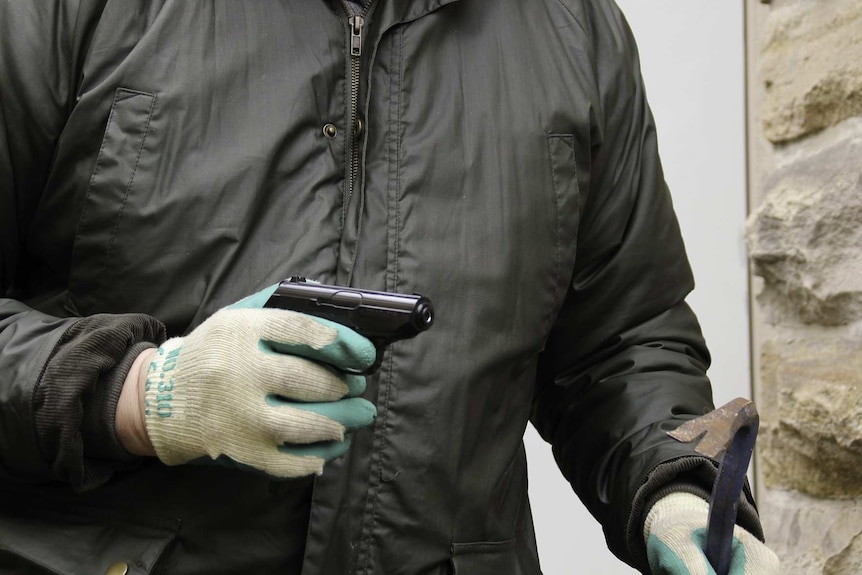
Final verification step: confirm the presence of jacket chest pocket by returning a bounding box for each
[68,88,157,315]
[542,132,582,333]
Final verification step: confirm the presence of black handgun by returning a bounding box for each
[264,277,434,373]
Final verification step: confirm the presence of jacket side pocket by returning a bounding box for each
[449,540,517,575]
[0,497,178,575]
[68,88,157,313]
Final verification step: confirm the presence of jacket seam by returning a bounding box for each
[67,0,84,115]
[67,0,90,114]
[393,26,403,291]
[360,349,396,575]
[551,0,589,37]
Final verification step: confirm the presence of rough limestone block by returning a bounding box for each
[760,489,862,575]
[746,130,862,326]
[761,0,862,143]
[759,336,862,497]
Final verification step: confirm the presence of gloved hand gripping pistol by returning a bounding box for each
[264,277,434,374]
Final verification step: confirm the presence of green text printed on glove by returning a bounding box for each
[142,300,377,478]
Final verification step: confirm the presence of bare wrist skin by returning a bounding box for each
[116,348,157,456]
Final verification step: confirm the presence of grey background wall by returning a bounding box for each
[524,1,749,573]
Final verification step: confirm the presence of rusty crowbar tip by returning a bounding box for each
[667,397,760,575]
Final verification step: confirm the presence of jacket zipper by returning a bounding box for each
[340,1,374,218]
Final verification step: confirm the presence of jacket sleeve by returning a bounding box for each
[530,2,760,571]
[0,1,164,491]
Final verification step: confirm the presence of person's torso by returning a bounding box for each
[7,0,598,573]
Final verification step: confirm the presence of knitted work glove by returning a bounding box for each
[644,492,780,575]
[142,285,377,478]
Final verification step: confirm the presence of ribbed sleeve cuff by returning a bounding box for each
[33,313,166,492]
[81,341,158,461]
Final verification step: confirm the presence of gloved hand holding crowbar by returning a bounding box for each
[667,398,760,575]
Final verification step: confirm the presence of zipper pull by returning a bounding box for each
[349,15,364,57]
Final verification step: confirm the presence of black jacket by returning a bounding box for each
[0,1,759,573]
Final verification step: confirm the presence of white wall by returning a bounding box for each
[524,1,748,573]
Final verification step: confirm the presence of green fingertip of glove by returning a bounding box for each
[263,316,377,372]
[690,529,747,575]
[647,534,695,575]
[228,283,281,310]
[647,529,748,575]
[344,374,367,397]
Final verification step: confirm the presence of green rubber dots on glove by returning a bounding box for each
[142,284,377,478]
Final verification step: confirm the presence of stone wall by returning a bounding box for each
[746,0,862,573]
